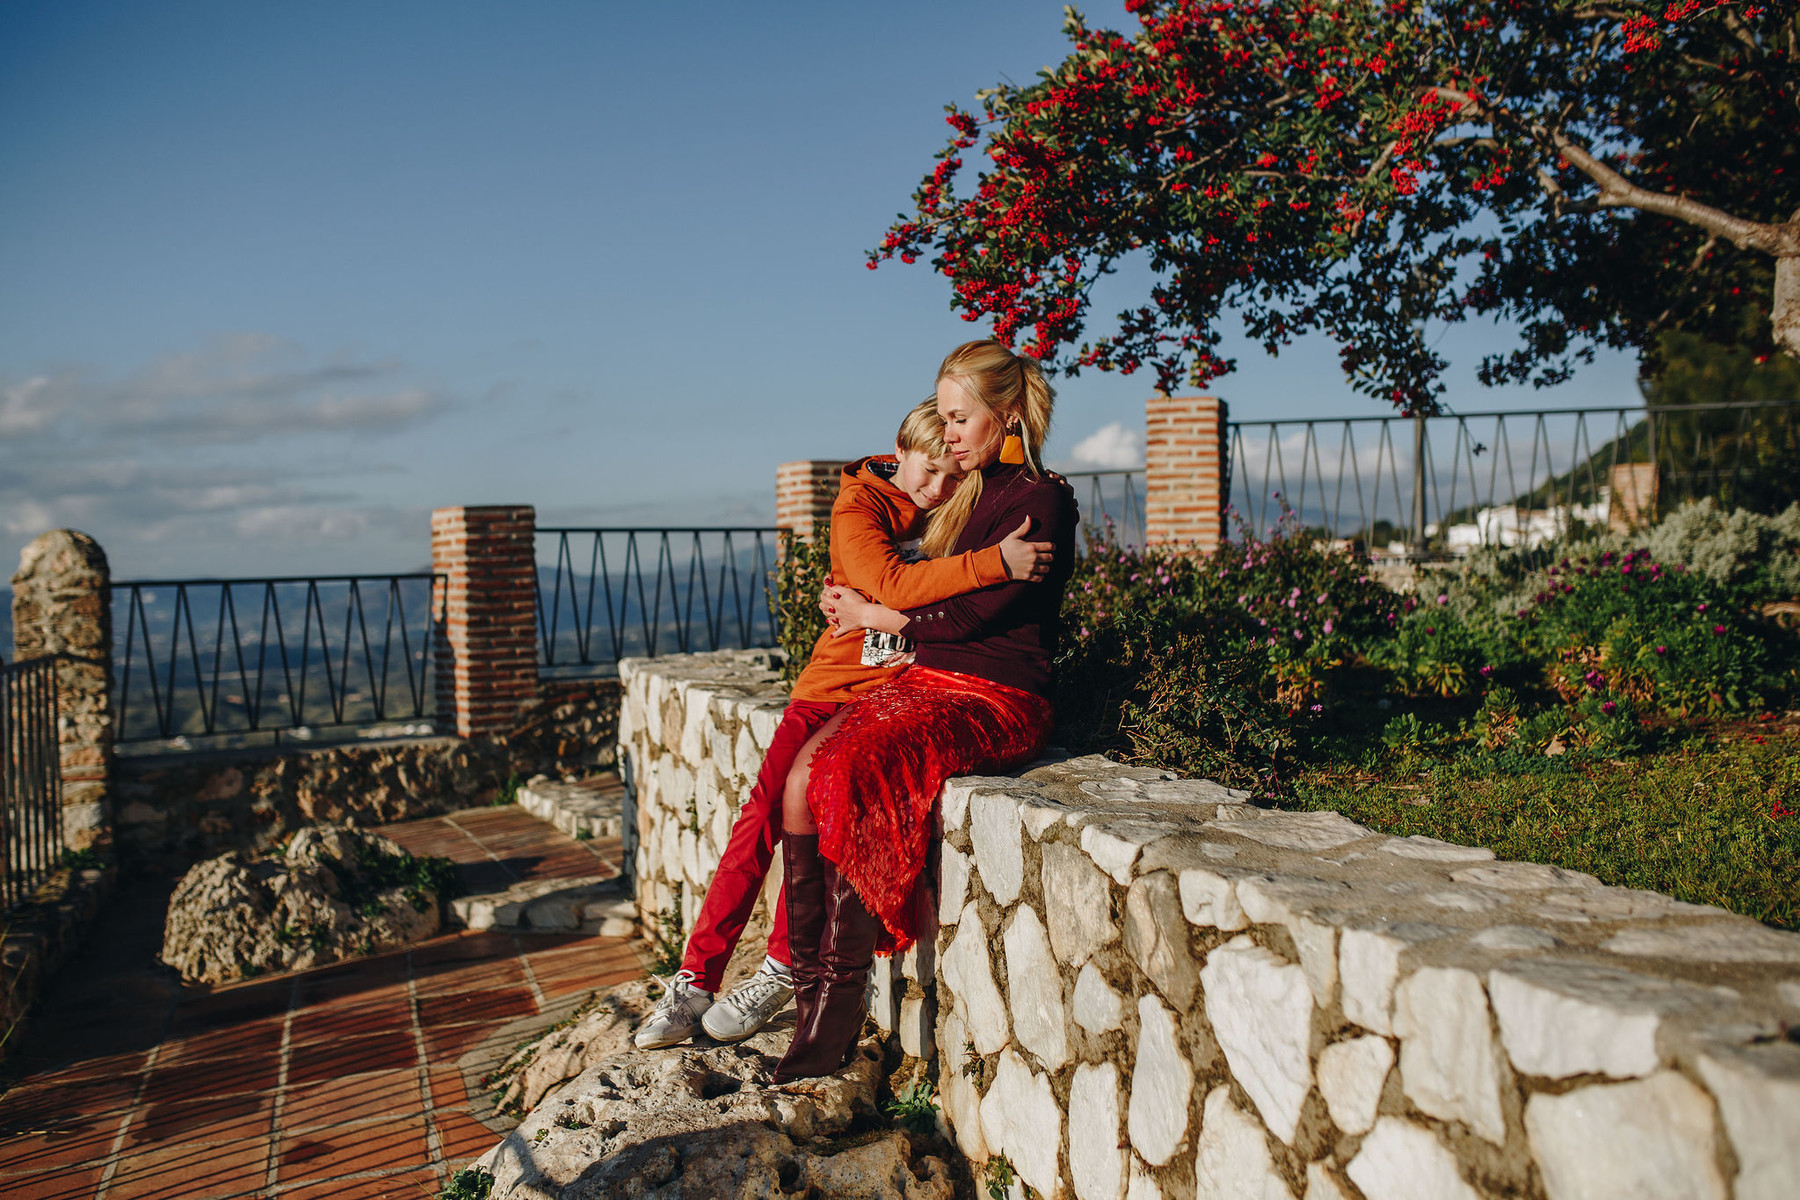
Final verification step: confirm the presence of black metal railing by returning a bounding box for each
[537,528,780,676]
[2,656,61,908]
[112,575,444,749]
[1062,469,1147,549]
[1227,399,1800,554]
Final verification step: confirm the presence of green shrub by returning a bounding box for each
[773,527,833,688]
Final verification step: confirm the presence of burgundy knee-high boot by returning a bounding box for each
[780,835,828,1042]
[773,858,880,1082]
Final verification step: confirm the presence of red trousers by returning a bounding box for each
[678,698,842,992]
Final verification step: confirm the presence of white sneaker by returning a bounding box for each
[634,970,713,1049]
[701,957,795,1042]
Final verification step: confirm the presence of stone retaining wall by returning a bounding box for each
[618,652,1800,1200]
[115,679,620,870]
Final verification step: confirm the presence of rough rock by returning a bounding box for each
[1126,994,1191,1167]
[160,824,444,984]
[970,790,1025,905]
[1041,841,1117,965]
[1344,1118,1481,1200]
[1193,1086,1294,1200]
[494,980,656,1113]
[480,1031,954,1199]
[1487,960,1711,1080]
[1123,871,1197,1009]
[1524,1071,1726,1200]
[1694,1042,1800,1200]
[1392,967,1506,1145]
[1069,1062,1124,1200]
[941,903,1010,1056]
[1003,904,1069,1071]
[1072,963,1124,1036]
[1200,935,1313,1145]
[979,1049,1064,1199]
[1316,1035,1392,1136]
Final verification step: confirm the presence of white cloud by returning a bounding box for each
[1061,421,1145,470]
[0,376,60,436]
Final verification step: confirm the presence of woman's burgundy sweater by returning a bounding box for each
[900,463,1078,698]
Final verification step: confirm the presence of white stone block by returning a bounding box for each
[939,1006,988,1161]
[679,827,702,887]
[942,902,1010,1056]
[1603,922,1800,964]
[1003,905,1069,1071]
[746,702,784,751]
[1393,966,1506,1146]
[1080,821,1167,885]
[1339,928,1405,1035]
[1205,807,1371,852]
[1178,867,1247,931]
[902,929,935,988]
[1488,961,1682,1080]
[939,843,971,927]
[1193,1086,1294,1200]
[1042,841,1117,966]
[1124,871,1197,1009]
[1073,963,1125,1036]
[1125,1160,1163,1200]
[1302,1163,1351,1200]
[679,693,711,762]
[1524,1072,1726,1200]
[1020,798,1072,839]
[970,790,1025,905]
[979,1050,1063,1200]
[1345,1118,1481,1200]
[1316,1034,1392,1136]
[1470,925,1559,952]
[1450,861,1599,890]
[899,993,934,1060]
[1200,935,1314,1144]
[869,955,898,1033]
[1693,1043,1800,1200]
[1378,835,1494,863]
[734,725,760,781]
[1069,1062,1125,1200]
[1126,994,1191,1167]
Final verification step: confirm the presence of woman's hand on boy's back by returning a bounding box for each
[999,517,1055,582]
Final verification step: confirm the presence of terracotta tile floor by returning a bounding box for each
[0,803,645,1199]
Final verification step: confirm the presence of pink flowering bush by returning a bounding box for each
[1516,548,1791,715]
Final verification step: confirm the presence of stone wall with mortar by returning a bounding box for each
[114,679,620,870]
[620,651,1800,1200]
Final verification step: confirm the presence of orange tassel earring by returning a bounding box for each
[999,430,1026,464]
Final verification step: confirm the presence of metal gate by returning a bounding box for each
[1,656,62,908]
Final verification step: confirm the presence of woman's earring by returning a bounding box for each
[999,428,1026,464]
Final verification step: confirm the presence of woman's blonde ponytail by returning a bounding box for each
[920,340,1055,558]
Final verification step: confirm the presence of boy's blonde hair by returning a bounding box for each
[895,395,952,459]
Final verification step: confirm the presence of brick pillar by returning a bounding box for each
[775,460,847,543]
[1145,395,1229,552]
[431,506,539,739]
[11,530,114,853]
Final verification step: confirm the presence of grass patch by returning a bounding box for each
[437,1166,493,1199]
[1280,724,1800,929]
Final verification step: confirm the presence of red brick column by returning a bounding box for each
[431,505,539,738]
[1145,395,1229,552]
[775,460,847,542]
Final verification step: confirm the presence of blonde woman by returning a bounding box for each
[772,339,1076,1081]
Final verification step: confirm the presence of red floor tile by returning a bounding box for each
[419,1022,497,1064]
[127,1090,274,1147]
[157,1018,284,1066]
[434,1109,501,1161]
[0,1108,128,1171]
[275,1166,442,1199]
[105,1134,273,1200]
[286,1031,419,1087]
[286,997,414,1044]
[414,987,536,1027]
[427,1065,467,1111]
[411,957,525,996]
[281,1070,422,1133]
[0,1076,141,1127]
[275,1116,430,1181]
[139,1054,280,1105]
[0,1161,109,1199]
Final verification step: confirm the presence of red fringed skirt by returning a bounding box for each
[806,666,1053,951]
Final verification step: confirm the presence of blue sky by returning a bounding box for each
[0,0,1647,580]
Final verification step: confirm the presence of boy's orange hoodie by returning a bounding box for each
[790,455,1008,705]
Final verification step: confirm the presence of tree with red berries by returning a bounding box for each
[871,1,1800,414]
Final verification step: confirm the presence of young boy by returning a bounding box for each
[635,398,1053,1047]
